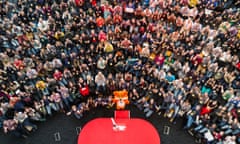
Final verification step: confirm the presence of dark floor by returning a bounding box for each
[0,105,196,144]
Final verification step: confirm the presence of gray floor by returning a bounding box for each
[0,105,196,144]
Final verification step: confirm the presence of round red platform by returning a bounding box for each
[78,118,160,144]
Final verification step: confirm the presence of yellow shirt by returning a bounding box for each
[237,30,240,39]
[165,50,172,57]
[54,32,64,40]
[189,0,198,7]
[26,32,33,40]
[104,42,114,52]
[149,53,156,61]
[36,81,46,90]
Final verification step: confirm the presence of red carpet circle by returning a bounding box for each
[78,118,160,144]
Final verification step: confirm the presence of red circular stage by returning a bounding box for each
[78,118,160,144]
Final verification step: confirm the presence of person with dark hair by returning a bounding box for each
[0,0,239,142]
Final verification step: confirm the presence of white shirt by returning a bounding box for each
[38,20,49,31]
[204,130,214,142]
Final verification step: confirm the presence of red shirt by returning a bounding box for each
[53,71,63,80]
[148,23,155,32]
[98,31,107,42]
[139,26,145,34]
[75,0,84,7]
[91,0,97,7]
[155,56,165,66]
[14,59,24,70]
[192,55,203,65]
[91,33,97,43]
[200,106,211,115]
[236,62,240,70]
[80,85,90,96]
[214,132,222,140]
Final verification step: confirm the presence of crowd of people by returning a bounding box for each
[0,0,239,143]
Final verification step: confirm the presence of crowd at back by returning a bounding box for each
[0,0,239,143]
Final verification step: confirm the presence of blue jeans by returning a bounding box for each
[41,88,50,96]
[232,128,240,135]
[144,108,154,118]
[194,125,208,133]
[184,115,194,129]
[221,124,230,130]
[28,47,39,55]
[0,116,5,128]
[62,96,73,110]
[174,89,183,99]
[74,113,83,119]
[223,0,234,9]
[55,101,64,111]
[58,78,68,86]
[45,103,57,115]
[161,102,171,110]
[224,129,233,135]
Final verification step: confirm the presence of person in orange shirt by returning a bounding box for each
[113,90,129,110]
[96,16,105,28]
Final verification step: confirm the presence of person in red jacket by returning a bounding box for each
[191,53,203,66]
[236,62,240,71]
[75,0,84,7]
[98,30,107,42]
[91,0,97,7]
[53,69,63,81]
[200,100,218,116]
[79,84,90,97]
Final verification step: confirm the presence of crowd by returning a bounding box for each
[0,0,239,143]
